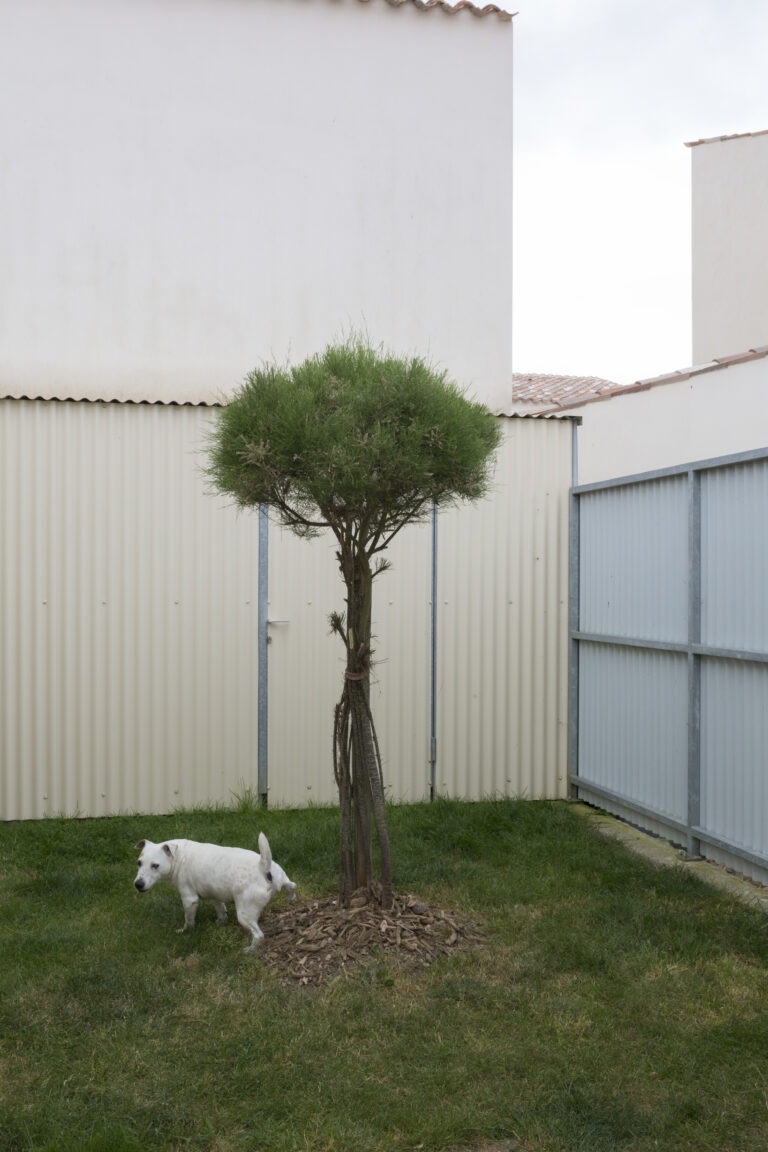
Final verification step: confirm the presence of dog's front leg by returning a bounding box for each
[177,891,199,933]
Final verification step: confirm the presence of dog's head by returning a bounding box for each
[258,832,297,902]
[266,858,297,902]
[133,839,176,892]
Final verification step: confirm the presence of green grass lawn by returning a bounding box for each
[1,798,767,1152]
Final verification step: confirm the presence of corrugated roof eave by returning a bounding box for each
[0,389,223,408]
[373,0,514,18]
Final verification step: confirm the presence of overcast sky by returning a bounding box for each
[509,0,768,384]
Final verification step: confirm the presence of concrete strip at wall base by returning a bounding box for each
[572,802,768,914]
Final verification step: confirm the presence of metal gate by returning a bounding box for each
[570,447,768,885]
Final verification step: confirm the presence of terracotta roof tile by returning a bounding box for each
[510,373,618,409]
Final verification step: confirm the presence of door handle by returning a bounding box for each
[266,618,289,643]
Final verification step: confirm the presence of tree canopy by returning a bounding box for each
[207,337,502,551]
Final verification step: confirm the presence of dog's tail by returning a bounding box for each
[258,832,273,880]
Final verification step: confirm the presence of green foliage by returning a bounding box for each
[206,336,502,547]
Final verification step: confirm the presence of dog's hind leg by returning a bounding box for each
[235,902,265,952]
[213,900,229,924]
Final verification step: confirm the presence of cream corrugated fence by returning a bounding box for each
[1,400,572,819]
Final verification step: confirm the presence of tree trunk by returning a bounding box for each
[333,543,393,910]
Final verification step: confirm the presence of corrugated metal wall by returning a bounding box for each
[578,477,689,643]
[1,400,261,820]
[1,400,573,820]
[572,449,768,884]
[434,417,572,799]
[577,643,689,824]
[264,516,434,808]
[251,417,574,807]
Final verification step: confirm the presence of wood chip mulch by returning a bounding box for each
[260,884,486,987]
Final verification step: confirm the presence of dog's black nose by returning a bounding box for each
[134,880,145,891]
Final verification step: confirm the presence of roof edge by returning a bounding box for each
[685,128,768,148]
[492,409,581,422]
[0,392,223,408]
[373,0,515,18]
[535,345,768,415]
[0,393,582,419]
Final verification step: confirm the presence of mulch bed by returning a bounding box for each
[260,884,486,987]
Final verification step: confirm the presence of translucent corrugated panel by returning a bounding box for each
[700,658,768,858]
[579,476,689,644]
[574,451,768,885]
[577,642,689,821]
[701,459,768,653]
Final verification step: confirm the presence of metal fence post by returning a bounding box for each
[257,504,269,807]
[429,499,438,801]
[568,489,581,798]
[686,470,702,858]
[568,419,581,798]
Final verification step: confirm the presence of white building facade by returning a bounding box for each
[0,0,514,411]
[549,350,768,485]
[689,130,768,366]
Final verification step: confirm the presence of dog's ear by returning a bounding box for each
[161,843,176,859]
[258,833,273,874]
[135,839,146,851]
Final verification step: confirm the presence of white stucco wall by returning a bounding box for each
[0,0,513,409]
[691,131,768,364]
[568,354,768,485]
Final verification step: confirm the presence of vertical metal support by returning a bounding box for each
[570,416,580,491]
[686,470,702,858]
[429,500,438,801]
[568,491,581,798]
[568,420,581,798]
[257,504,269,807]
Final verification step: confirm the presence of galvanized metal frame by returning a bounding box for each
[686,468,702,859]
[257,504,270,806]
[429,499,439,801]
[570,445,768,877]
[567,428,581,797]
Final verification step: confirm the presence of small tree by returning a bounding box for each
[206,337,501,909]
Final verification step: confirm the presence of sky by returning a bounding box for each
[509,0,768,385]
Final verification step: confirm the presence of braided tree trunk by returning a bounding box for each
[332,548,393,911]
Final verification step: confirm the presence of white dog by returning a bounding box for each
[133,832,296,951]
